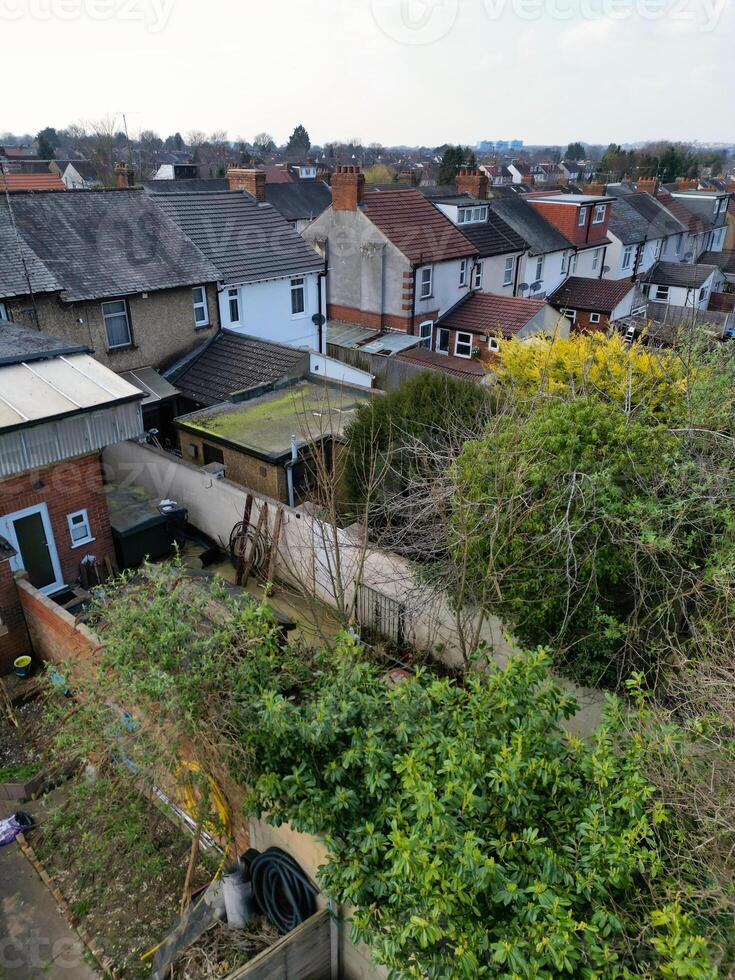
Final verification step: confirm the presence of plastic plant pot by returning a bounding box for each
[13,656,32,678]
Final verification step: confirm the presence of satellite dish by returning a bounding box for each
[312,313,326,326]
[683,252,694,262]
[518,282,529,292]
[530,281,542,293]
[602,265,611,273]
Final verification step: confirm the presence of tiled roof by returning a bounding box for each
[454,210,527,258]
[698,250,735,275]
[438,291,547,336]
[169,330,309,406]
[0,321,87,365]
[641,260,720,288]
[549,276,637,313]
[608,197,653,244]
[263,165,294,184]
[396,345,487,381]
[150,190,323,285]
[265,181,332,223]
[362,189,477,263]
[607,189,686,238]
[488,198,572,255]
[0,212,61,299]
[654,189,708,234]
[0,173,65,192]
[143,178,229,194]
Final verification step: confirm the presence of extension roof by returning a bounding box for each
[438,291,547,336]
[640,260,720,288]
[361,188,477,263]
[168,330,309,406]
[549,276,638,313]
[488,197,572,255]
[0,173,66,192]
[607,197,655,245]
[606,189,687,238]
[453,209,527,258]
[0,321,87,365]
[265,181,332,223]
[150,190,323,285]
[396,346,488,381]
[654,189,708,234]
[143,178,229,194]
[0,189,219,302]
[699,250,735,275]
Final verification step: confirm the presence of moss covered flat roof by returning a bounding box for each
[175,380,372,461]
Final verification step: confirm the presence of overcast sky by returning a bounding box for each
[2,0,732,147]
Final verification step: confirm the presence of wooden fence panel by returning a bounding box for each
[226,910,332,980]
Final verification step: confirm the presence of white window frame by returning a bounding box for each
[592,247,602,272]
[592,204,606,224]
[290,277,306,317]
[473,262,483,289]
[654,285,670,302]
[418,320,433,349]
[101,299,132,350]
[699,285,709,303]
[0,301,8,321]
[419,266,433,299]
[503,256,514,286]
[488,336,501,352]
[622,245,633,270]
[454,331,473,358]
[560,250,569,274]
[654,239,663,259]
[534,255,544,283]
[228,287,240,324]
[570,252,578,274]
[459,259,468,287]
[562,308,576,324]
[436,327,450,354]
[589,312,601,324]
[67,509,94,548]
[578,207,588,227]
[192,286,209,327]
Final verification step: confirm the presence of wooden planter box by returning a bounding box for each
[225,909,333,980]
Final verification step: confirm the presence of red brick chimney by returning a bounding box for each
[455,168,489,200]
[637,177,660,196]
[114,162,133,189]
[331,166,365,211]
[227,168,266,202]
[675,177,698,190]
[582,181,604,196]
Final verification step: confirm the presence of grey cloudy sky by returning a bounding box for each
[2,0,732,146]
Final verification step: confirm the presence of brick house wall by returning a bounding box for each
[529,200,611,247]
[177,432,287,502]
[4,283,220,373]
[0,452,114,672]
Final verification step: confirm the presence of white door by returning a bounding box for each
[0,503,64,595]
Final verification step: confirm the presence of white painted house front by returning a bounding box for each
[218,272,323,349]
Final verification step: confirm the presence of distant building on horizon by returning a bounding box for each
[479,139,523,152]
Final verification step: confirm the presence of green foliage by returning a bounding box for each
[285,124,310,158]
[438,145,475,185]
[0,761,40,782]
[36,126,59,160]
[566,141,585,161]
[343,370,491,509]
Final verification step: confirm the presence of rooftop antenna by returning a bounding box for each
[0,160,40,327]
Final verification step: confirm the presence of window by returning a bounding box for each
[228,288,240,323]
[570,252,578,274]
[589,312,601,324]
[454,331,473,358]
[503,256,514,286]
[592,247,602,272]
[418,320,433,349]
[203,443,225,466]
[562,308,576,324]
[622,245,634,270]
[290,277,306,315]
[459,259,468,287]
[101,299,131,349]
[561,250,569,274]
[592,204,607,224]
[419,266,433,299]
[67,509,93,548]
[699,286,709,302]
[654,285,670,301]
[654,239,663,259]
[192,286,209,327]
[578,207,588,227]
[533,255,544,283]
[457,206,488,225]
[473,262,483,289]
[0,302,8,321]
[437,328,450,354]
[488,336,500,352]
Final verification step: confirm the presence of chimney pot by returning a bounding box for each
[227,167,266,203]
[456,167,489,200]
[331,165,365,211]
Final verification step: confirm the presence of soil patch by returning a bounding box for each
[0,697,49,782]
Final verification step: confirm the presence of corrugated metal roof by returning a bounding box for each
[361,333,422,355]
[327,321,382,349]
[119,367,179,406]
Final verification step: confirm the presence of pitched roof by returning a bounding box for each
[0,189,220,302]
[488,198,572,255]
[606,189,686,237]
[438,291,548,336]
[0,215,61,299]
[143,178,229,194]
[361,188,477,263]
[150,190,323,285]
[654,189,708,234]
[698,250,735,275]
[608,197,653,245]
[549,276,638,313]
[453,209,527,258]
[60,160,99,181]
[0,173,66,192]
[0,321,87,365]
[265,181,332,223]
[168,330,309,406]
[641,260,720,288]
[396,346,487,381]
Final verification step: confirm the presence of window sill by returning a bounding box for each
[195,323,212,331]
[70,536,96,550]
[107,344,137,354]
[419,294,434,302]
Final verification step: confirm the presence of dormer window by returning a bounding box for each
[578,207,588,227]
[457,205,488,225]
[592,204,607,224]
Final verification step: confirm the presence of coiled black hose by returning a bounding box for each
[249,847,318,934]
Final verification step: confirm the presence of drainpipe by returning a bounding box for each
[598,245,607,279]
[285,434,298,508]
[316,265,326,353]
[513,252,521,296]
[409,262,419,335]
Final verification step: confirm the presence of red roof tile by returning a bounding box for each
[0,173,65,192]
[549,276,637,313]
[397,345,487,381]
[655,188,708,234]
[362,188,478,264]
[439,291,547,337]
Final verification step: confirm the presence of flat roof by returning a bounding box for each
[118,366,179,406]
[532,194,612,204]
[326,321,381,349]
[176,380,373,461]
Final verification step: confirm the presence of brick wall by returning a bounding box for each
[0,561,30,673]
[327,302,440,335]
[529,199,610,247]
[177,432,287,502]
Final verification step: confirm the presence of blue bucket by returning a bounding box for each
[14,656,32,678]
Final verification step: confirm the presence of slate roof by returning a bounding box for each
[488,198,571,255]
[361,189,477,263]
[143,178,229,194]
[265,181,332,223]
[168,330,309,406]
[0,322,88,365]
[608,197,654,245]
[654,189,708,234]
[396,346,487,381]
[641,260,720,288]
[549,276,638,313]
[453,210,527,258]
[0,190,220,302]
[670,192,727,228]
[606,189,686,238]
[150,190,323,285]
[438,291,547,336]
[0,173,66,192]
[0,213,61,299]
[698,250,735,274]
